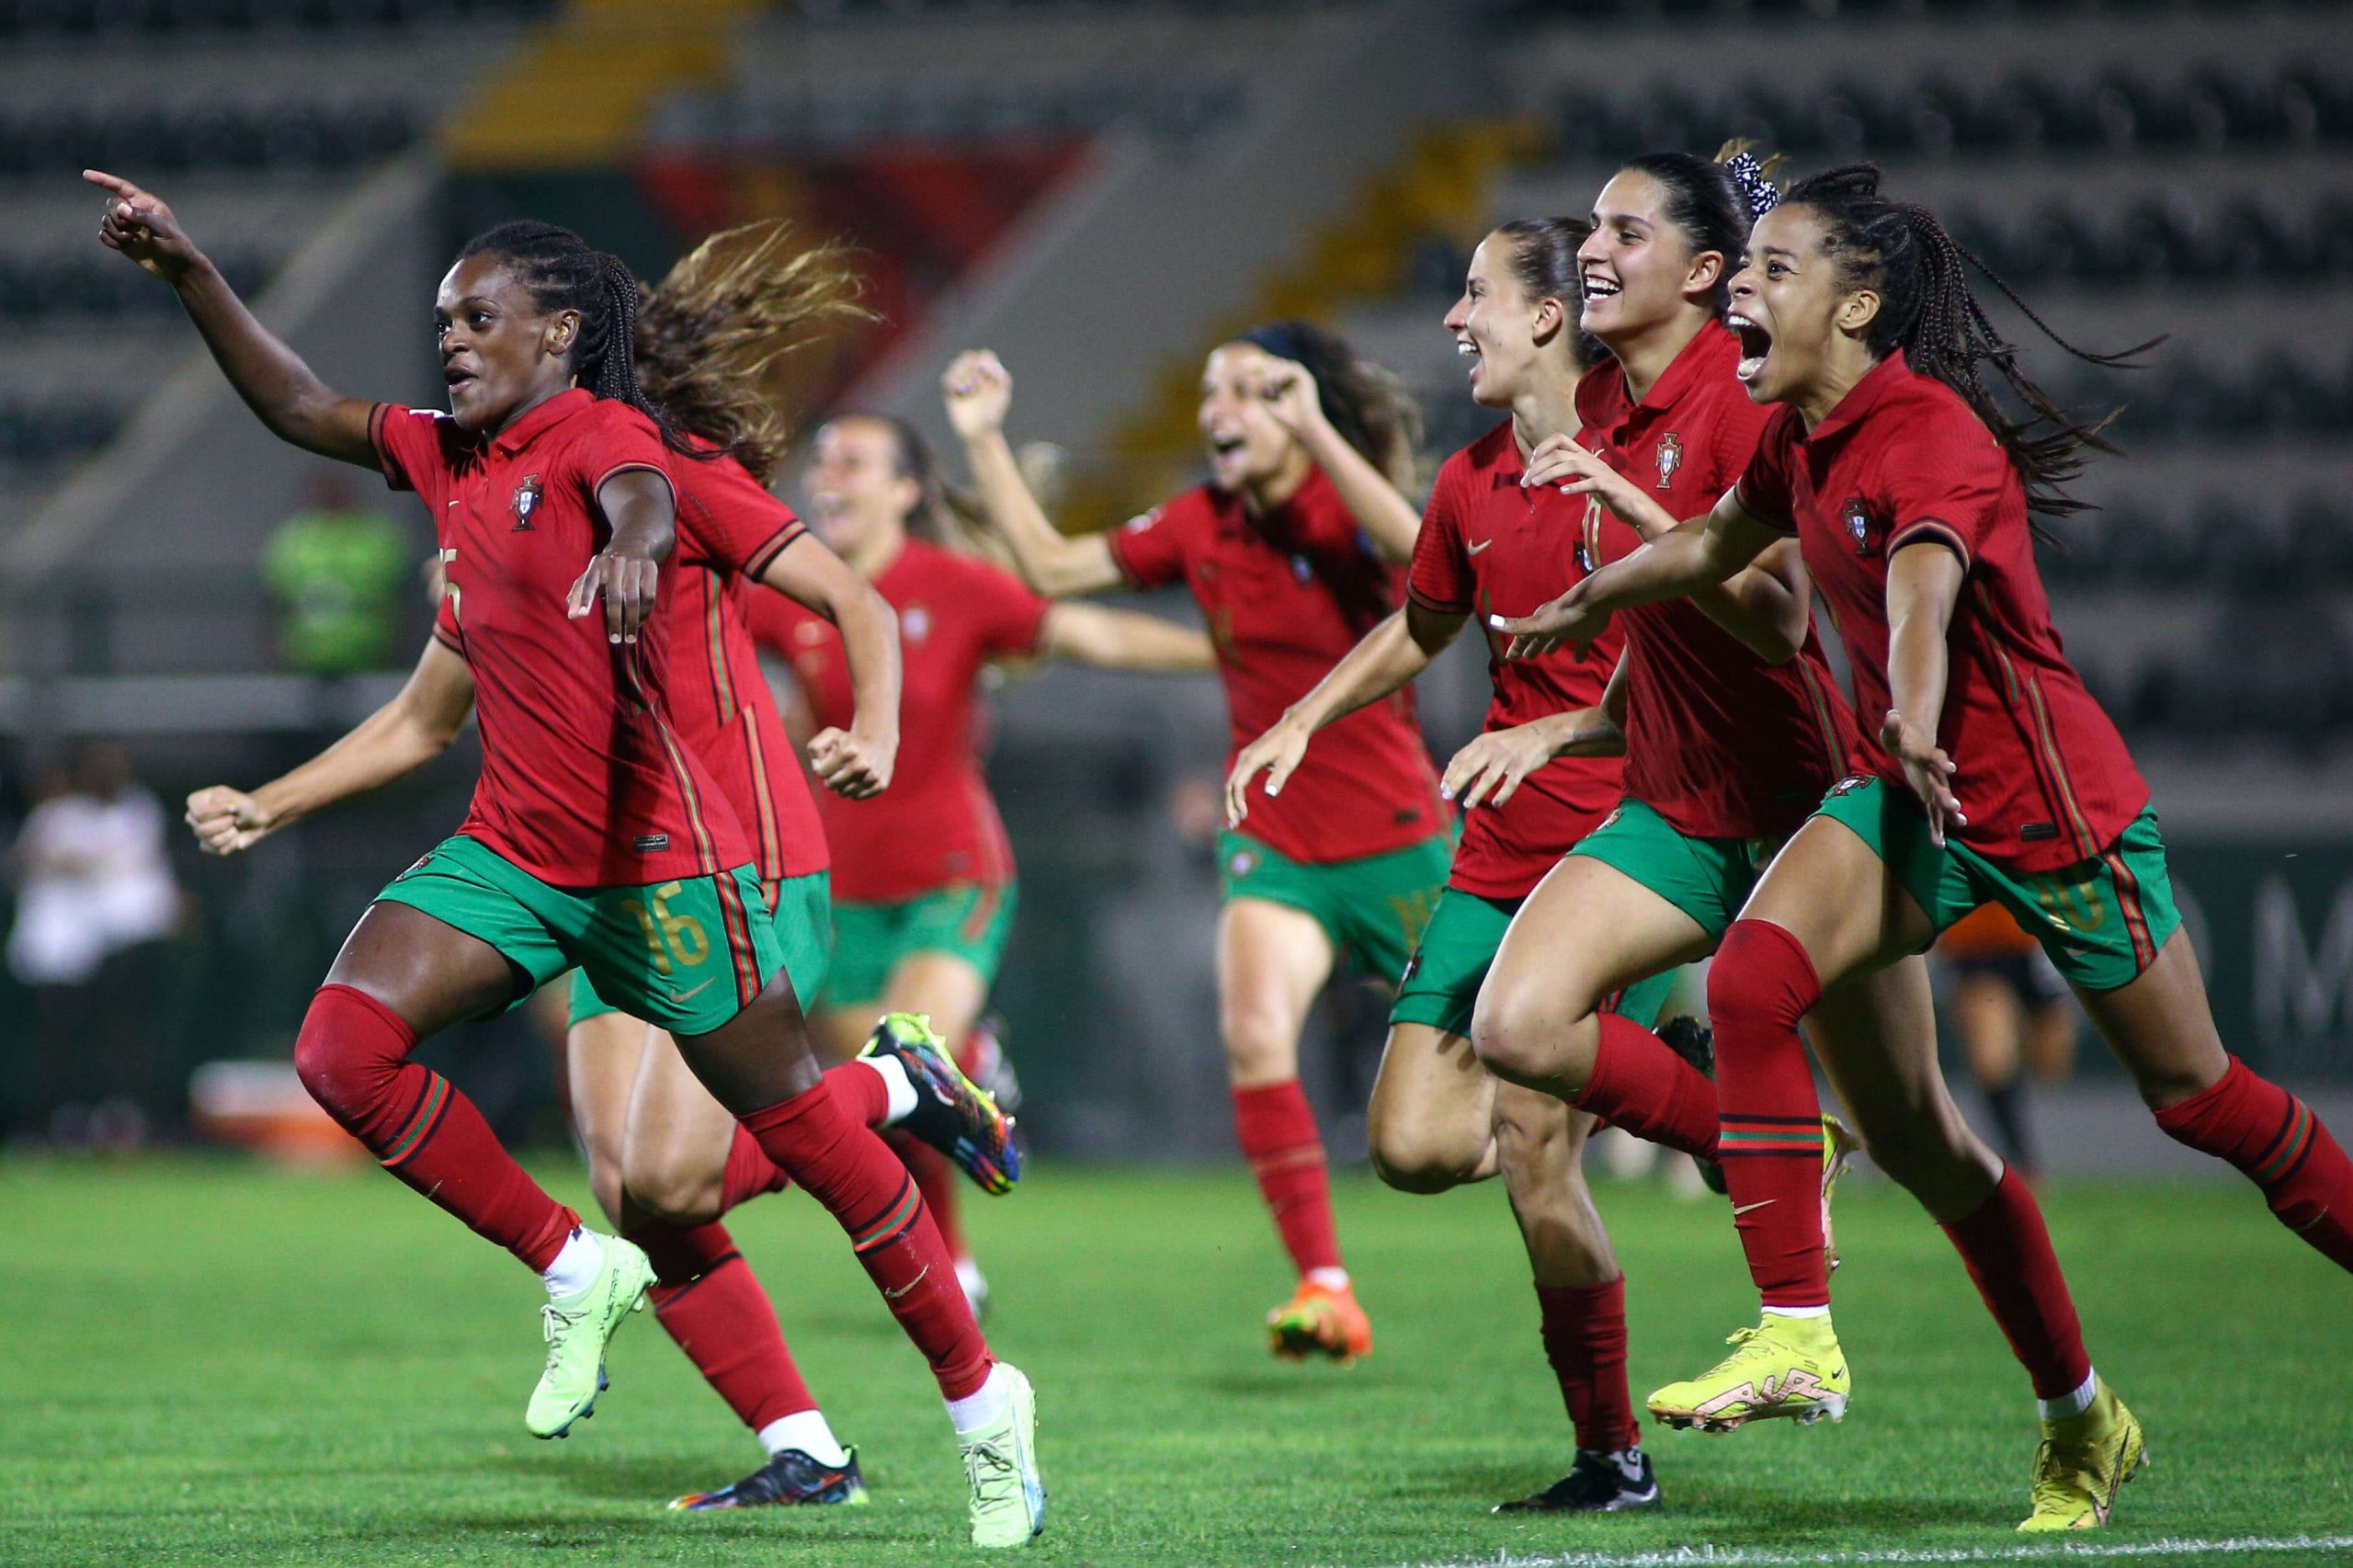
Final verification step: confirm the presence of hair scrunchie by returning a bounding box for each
[1723,153,1780,221]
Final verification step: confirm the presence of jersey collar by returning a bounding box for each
[489,386,595,458]
[1637,317,1738,414]
[1802,348,1909,446]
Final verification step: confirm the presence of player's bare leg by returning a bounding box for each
[1366,1020,1498,1194]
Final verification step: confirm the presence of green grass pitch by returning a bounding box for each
[4,1155,2350,1567]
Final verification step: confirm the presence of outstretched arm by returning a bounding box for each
[756,535,903,799]
[185,639,475,854]
[87,169,376,466]
[1259,358,1421,564]
[944,350,1124,597]
[1881,541,1967,846]
[1040,603,1215,672]
[1225,602,1461,825]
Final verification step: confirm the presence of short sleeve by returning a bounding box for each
[1405,460,1472,615]
[579,408,676,506]
[1881,406,2009,570]
[369,403,455,496]
[677,455,805,581]
[967,560,1053,659]
[1732,411,1802,535]
[1104,499,1189,590]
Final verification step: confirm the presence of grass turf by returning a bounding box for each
[2,1154,2349,1567]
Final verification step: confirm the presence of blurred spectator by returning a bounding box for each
[262,466,409,676]
[6,742,187,1149]
[1936,903,2080,1186]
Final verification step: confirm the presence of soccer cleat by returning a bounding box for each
[1822,1113,1860,1273]
[863,1012,1020,1196]
[2018,1381,2147,1531]
[1659,1016,1727,1195]
[1494,1449,1661,1514]
[526,1233,655,1439]
[1647,1312,1849,1433]
[961,1364,1046,1547]
[1267,1279,1373,1364]
[667,1447,870,1511]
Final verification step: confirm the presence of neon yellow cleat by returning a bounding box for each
[2018,1380,2147,1531]
[1648,1312,1850,1433]
[526,1233,654,1439]
[1822,1113,1860,1273]
[961,1364,1046,1548]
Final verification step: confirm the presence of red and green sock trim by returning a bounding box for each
[2255,1096,2317,1187]
[1719,1113,1824,1159]
[378,1072,451,1170]
[849,1174,923,1254]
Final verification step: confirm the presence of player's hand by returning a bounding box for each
[810,727,894,799]
[567,550,658,644]
[1492,587,1610,660]
[1224,717,1313,827]
[185,786,274,856]
[1522,436,1650,521]
[1881,709,1965,846]
[85,169,201,285]
[942,350,1013,440]
[1440,722,1555,810]
[1256,358,1326,441]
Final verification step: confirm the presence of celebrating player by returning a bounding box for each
[93,172,1045,1547]
[751,410,1214,1318]
[945,327,1449,1361]
[1505,163,2353,1529]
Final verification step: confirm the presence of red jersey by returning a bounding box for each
[1574,321,1858,840]
[1736,350,2150,872]
[1109,467,1446,865]
[378,389,754,885]
[670,447,829,884]
[1409,420,1635,901]
[748,539,1049,905]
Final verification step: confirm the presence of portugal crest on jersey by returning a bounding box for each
[1654,432,1683,490]
[1841,497,1873,554]
[511,474,542,530]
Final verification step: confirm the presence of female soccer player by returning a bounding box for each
[753,409,1213,1319]
[91,172,1045,1547]
[1505,163,2353,1529]
[944,326,1449,1362]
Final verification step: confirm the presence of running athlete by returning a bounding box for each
[91,173,1045,1547]
[1226,219,1684,1515]
[944,326,1449,1360]
[753,410,1214,1317]
[1506,163,2353,1529]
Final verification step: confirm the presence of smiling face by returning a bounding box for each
[1443,233,1563,408]
[1576,169,1722,348]
[1724,203,1877,409]
[803,415,919,558]
[1197,343,1302,493]
[432,253,577,434]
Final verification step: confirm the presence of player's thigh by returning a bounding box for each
[2070,928,2230,1110]
[672,970,827,1116]
[1474,854,1713,1085]
[1807,956,1999,1220]
[566,1005,649,1220]
[880,949,992,1047]
[1216,896,1336,1086]
[1738,814,1937,990]
[1367,1019,1495,1192]
[324,901,524,1036]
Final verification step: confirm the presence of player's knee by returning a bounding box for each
[1219,1006,1295,1085]
[1708,920,1816,1036]
[1368,1102,1478,1195]
[1469,977,1590,1089]
[292,984,399,1128]
[623,1149,723,1228]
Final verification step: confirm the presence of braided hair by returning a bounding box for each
[456,221,700,460]
[1779,164,2158,521]
[1488,215,1606,370]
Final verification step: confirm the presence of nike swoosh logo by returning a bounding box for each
[1732,1199,1776,1216]
[1467,539,1494,555]
[667,978,716,1004]
[883,1265,929,1301]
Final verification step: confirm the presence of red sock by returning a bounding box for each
[1535,1278,1638,1453]
[827,1057,892,1127]
[295,983,574,1271]
[2155,1056,2353,1273]
[719,1125,790,1213]
[894,1133,967,1262]
[1232,1080,1343,1278]
[1708,921,1830,1310]
[740,1079,992,1400]
[1938,1167,2092,1399]
[1576,1013,1720,1161]
[629,1219,817,1432]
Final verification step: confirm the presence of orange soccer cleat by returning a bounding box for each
[1266,1279,1373,1364]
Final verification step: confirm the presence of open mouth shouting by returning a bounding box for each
[1727,311,1772,385]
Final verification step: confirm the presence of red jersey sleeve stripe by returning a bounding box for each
[1406,583,1472,616]
[431,622,462,653]
[592,460,676,501]
[742,520,806,581]
[366,402,406,491]
[1887,518,1972,570]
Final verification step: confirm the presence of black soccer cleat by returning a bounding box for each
[1493,1449,1661,1514]
[667,1447,870,1511]
[1659,1016,1728,1196]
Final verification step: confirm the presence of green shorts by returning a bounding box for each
[568,869,832,1030]
[1391,884,1679,1038]
[816,880,1017,1010]
[1218,831,1451,985]
[375,835,786,1037]
[1570,797,1779,943]
[1812,775,2181,993]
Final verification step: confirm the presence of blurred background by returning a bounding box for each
[0,0,2347,1175]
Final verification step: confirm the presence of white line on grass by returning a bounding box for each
[1369,1534,2353,1568]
